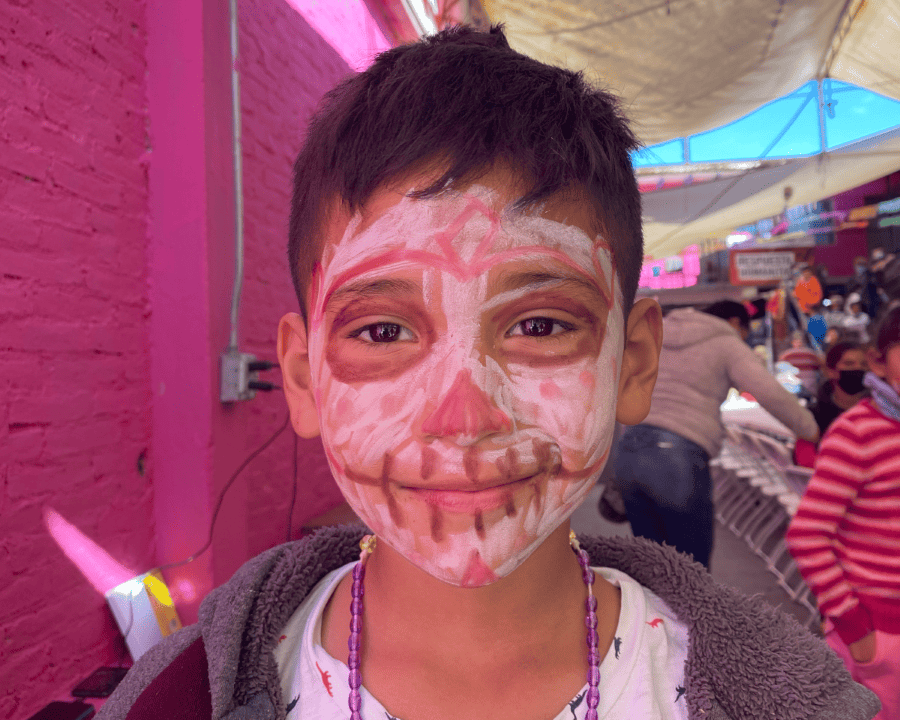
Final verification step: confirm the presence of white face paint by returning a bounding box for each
[308,184,624,587]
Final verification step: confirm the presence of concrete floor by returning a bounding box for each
[570,484,817,632]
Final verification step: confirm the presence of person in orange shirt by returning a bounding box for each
[794,265,823,315]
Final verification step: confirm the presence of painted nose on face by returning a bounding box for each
[421,368,512,442]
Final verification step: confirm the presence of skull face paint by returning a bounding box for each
[308,184,624,587]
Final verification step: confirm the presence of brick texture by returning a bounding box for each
[236,0,350,558]
[0,1,154,717]
[1,1,354,716]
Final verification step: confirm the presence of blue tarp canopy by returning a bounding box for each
[634,80,900,166]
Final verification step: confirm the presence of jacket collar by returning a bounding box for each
[200,526,870,720]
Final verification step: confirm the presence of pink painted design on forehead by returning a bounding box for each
[592,236,616,313]
[309,262,326,333]
[312,195,613,323]
[432,195,501,276]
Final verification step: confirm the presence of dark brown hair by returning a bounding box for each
[703,300,750,330]
[825,341,861,369]
[873,303,900,358]
[288,25,642,319]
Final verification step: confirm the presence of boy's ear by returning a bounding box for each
[616,298,663,425]
[277,313,321,438]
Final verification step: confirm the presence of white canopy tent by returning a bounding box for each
[481,0,900,142]
[473,0,900,256]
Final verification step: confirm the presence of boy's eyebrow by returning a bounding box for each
[326,277,420,308]
[493,270,604,299]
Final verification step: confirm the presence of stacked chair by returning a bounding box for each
[711,425,819,630]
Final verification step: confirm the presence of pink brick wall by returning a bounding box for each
[236,0,351,557]
[0,1,155,717]
[2,0,359,715]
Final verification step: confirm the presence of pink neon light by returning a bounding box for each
[638,244,700,289]
[43,507,137,594]
[284,0,391,71]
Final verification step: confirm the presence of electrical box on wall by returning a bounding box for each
[105,569,182,661]
[220,349,257,402]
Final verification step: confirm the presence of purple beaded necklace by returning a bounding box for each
[348,531,601,720]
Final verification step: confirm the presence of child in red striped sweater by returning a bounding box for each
[787,303,900,720]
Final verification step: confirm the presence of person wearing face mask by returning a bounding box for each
[614,300,820,570]
[808,342,869,438]
[787,304,900,720]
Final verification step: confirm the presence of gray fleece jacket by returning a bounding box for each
[98,526,878,720]
[642,308,819,457]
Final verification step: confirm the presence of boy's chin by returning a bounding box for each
[373,519,560,589]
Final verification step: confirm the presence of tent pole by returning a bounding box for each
[817,0,864,79]
[816,79,829,156]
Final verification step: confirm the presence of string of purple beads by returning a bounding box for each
[347,533,600,720]
[571,532,601,720]
[348,536,374,720]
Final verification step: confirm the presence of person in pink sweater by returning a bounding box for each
[787,303,900,720]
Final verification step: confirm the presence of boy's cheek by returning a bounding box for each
[506,343,620,424]
[323,342,429,384]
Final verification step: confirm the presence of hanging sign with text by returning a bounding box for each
[729,249,797,286]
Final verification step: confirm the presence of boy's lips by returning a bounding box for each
[404,474,537,513]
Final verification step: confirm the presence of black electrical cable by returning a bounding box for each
[110,411,291,663]
[157,411,291,572]
[248,360,279,373]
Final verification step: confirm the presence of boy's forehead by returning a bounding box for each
[320,167,599,258]
[314,182,612,313]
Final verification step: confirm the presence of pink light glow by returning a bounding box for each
[638,244,700,289]
[173,577,199,604]
[682,244,701,275]
[43,507,136,595]
[284,0,391,71]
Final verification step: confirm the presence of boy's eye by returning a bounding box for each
[349,322,413,343]
[508,317,575,338]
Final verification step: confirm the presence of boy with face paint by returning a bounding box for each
[97,26,879,720]
[285,177,638,589]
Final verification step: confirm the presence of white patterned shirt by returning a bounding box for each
[275,563,689,720]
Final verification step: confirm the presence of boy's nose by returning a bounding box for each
[421,369,512,442]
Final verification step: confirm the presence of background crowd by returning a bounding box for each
[601,253,900,718]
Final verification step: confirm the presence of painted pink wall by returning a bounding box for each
[286,0,390,71]
[144,0,220,626]
[235,0,351,558]
[0,1,155,716]
[3,0,364,715]
[145,0,355,622]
